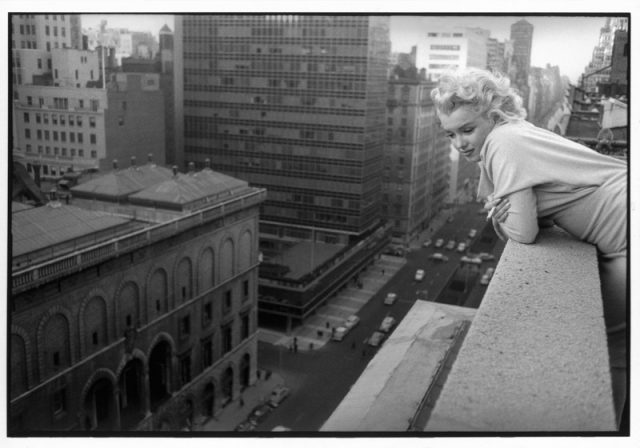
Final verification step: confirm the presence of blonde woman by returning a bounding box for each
[431,68,627,426]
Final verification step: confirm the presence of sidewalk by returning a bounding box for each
[194,369,284,432]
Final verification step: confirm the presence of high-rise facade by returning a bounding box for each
[509,19,533,110]
[418,27,489,80]
[384,77,450,242]
[175,15,391,237]
[582,17,629,95]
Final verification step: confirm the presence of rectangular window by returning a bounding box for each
[202,337,213,368]
[36,113,41,124]
[180,354,191,385]
[52,114,58,125]
[69,132,75,143]
[89,116,96,127]
[91,150,97,158]
[180,315,191,338]
[44,130,50,140]
[68,115,74,126]
[53,131,58,141]
[61,132,66,142]
[70,148,75,156]
[77,133,83,143]
[90,99,99,111]
[243,280,249,301]
[60,114,65,125]
[23,112,30,123]
[37,130,42,140]
[76,116,82,126]
[24,129,30,139]
[203,301,213,326]
[90,134,96,144]
[222,324,232,354]
[78,149,84,157]
[225,290,232,312]
[241,313,250,340]
[43,114,49,124]
[45,25,50,36]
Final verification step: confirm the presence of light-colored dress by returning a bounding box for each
[477,120,627,259]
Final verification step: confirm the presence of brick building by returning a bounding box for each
[9,161,266,432]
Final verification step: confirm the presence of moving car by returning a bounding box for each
[429,253,449,262]
[468,229,478,238]
[446,240,456,250]
[434,238,445,248]
[344,315,360,329]
[384,292,398,305]
[272,426,292,432]
[478,252,495,261]
[414,269,425,281]
[480,274,490,286]
[422,239,432,248]
[249,403,273,425]
[269,385,290,407]
[457,242,467,253]
[368,331,386,347]
[332,326,348,341]
[379,316,396,333]
[461,256,482,265]
[485,267,495,277]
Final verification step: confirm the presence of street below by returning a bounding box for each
[255,201,505,431]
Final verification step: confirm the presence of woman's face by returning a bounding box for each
[438,106,495,162]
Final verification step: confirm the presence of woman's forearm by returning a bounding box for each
[495,188,539,244]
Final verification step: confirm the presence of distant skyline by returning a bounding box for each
[78,14,620,84]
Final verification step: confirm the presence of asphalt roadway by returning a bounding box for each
[255,201,505,432]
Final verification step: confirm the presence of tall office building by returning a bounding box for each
[582,17,629,95]
[417,27,489,80]
[176,15,390,236]
[509,19,533,110]
[175,15,392,328]
[384,73,450,242]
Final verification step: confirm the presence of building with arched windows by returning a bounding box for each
[9,160,266,432]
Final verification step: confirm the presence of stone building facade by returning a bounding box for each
[10,163,266,432]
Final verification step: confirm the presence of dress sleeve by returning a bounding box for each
[496,188,539,244]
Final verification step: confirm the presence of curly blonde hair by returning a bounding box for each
[430,68,527,123]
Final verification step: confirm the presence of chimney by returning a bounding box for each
[148,153,153,164]
[131,156,136,167]
[172,165,178,177]
[205,158,211,169]
[188,161,195,173]
[113,159,118,170]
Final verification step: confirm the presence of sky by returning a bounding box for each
[79,13,614,83]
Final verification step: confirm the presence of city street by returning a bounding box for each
[255,201,506,431]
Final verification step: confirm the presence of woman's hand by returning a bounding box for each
[485,197,510,241]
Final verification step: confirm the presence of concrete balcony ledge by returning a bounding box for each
[425,227,616,432]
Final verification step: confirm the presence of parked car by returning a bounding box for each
[485,267,495,277]
[446,240,456,250]
[429,253,449,262]
[344,315,360,329]
[414,269,425,281]
[480,274,490,286]
[235,421,256,432]
[332,326,349,341]
[384,292,398,305]
[422,239,432,248]
[434,238,445,248]
[249,403,273,424]
[478,252,495,261]
[379,316,397,333]
[368,331,386,347]
[272,426,292,431]
[269,385,290,407]
[456,242,467,253]
[461,256,482,265]
[468,229,478,238]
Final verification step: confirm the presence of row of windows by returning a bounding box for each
[185,99,366,117]
[21,95,100,111]
[23,145,95,158]
[23,128,97,145]
[24,111,96,127]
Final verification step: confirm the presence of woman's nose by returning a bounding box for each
[454,135,466,150]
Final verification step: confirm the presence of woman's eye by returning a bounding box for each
[463,128,474,134]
